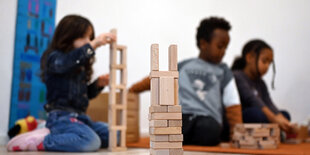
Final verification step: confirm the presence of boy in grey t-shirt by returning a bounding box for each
[179,17,242,146]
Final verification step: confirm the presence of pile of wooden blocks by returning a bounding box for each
[232,124,280,149]
[285,124,308,144]
[108,29,127,151]
[149,44,183,155]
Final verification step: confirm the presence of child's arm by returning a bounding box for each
[128,76,150,93]
[222,78,243,137]
[47,44,95,74]
[262,107,292,132]
[88,74,109,99]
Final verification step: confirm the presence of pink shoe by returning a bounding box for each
[7,128,50,151]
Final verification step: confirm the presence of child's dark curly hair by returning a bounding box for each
[196,17,231,48]
[40,15,95,83]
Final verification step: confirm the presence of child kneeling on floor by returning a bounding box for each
[232,39,292,132]
[8,14,115,152]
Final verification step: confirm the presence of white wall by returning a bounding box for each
[0,0,17,145]
[1,0,310,141]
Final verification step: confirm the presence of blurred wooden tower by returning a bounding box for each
[108,29,127,151]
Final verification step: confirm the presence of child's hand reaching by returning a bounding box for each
[97,74,109,87]
[90,33,116,49]
[275,114,292,132]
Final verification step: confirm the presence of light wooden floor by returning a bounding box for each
[0,146,240,155]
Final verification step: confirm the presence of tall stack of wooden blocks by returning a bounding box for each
[232,124,280,149]
[108,29,127,151]
[149,44,183,155]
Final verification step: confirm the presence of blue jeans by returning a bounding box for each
[43,110,109,152]
[243,107,291,123]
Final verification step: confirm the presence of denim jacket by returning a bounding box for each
[43,44,104,113]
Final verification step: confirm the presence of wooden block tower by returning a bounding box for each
[108,29,127,151]
[232,123,280,149]
[149,44,183,155]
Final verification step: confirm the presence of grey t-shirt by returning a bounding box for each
[233,70,279,114]
[179,58,240,125]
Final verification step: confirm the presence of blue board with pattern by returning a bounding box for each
[9,0,57,128]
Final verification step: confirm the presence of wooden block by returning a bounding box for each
[168,45,178,71]
[111,64,126,69]
[262,124,279,129]
[121,69,128,85]
[127,92,139,102]
[168,105,182,113]
[259,144,277,149]
[174,79,179,105]
[259,140,276,145]
[151,44,159,71]
[119,45,127,65]
[220,142,231,148]
[149,127,182,135]
[121,128,126,147]
[151,148,184,155]
[127,110,139,118]
[109,147,127,152]
[169,148,183,155]
[259,140,278,149]
[169,134,183,142]
[297,125,308,140]
[285,138,302,144]
[239,137,257,146]
[149,113,182,120]
[232,141,240,148]
[252,128,270,137]
[115,84,126,90]
[150,71,179,78]
[149,105,168,113]
[150,149,169,155]
[243,124,262,129]
[110,104,126,110]
[150,135,169,142]
[126,133,139,143]
[232,131,244,140]
[234,124,246,133]
[168,120,182,127]
[126,126,138,132]
[151,78,159,105]
[270,127,280,137]
[109,130,117,149]
[116,45,126,51]
[240,145,259,149]
[150,120,168,127]
[110,126,127,130]
[150,141,182,149]
[159,77,174,105]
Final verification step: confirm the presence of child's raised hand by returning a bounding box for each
[90,33,117,49]
[97,74,109,87]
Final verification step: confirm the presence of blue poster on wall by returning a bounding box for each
[9,0,57,128]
